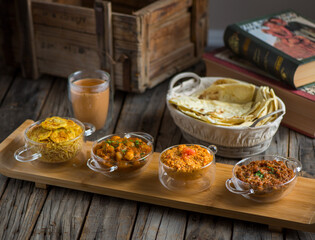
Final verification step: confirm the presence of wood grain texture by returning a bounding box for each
[0,74,53,141]
[30,187,91,240]
[14,0,206,92]
[32,0,96,34]
[0,121,315,233]
[185,214,233,240]
[81,196,137,239]
[0,179,47,240]
[290,130,315,178]
[15,0,39,79]
[0,64,315,239]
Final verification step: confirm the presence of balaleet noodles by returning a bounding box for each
[169,79,280,127]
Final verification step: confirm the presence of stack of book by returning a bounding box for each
[203,10,315,138]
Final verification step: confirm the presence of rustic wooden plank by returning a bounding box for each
[134,0,192,25]
[191,0,208,58]
[15,0,39,78]
[37,77,72,119]
[149,12,191,62]
[264,126,289,156]
[0,75,53,142]
[95,0,115,90]
[185,214,233,240]
[34,24,100,78]
[112,13,139,42]
[115,80,168,134]
[32,0,96,34]
[0,178,47,240]
[0,1,17,70]
[133,204,187,240]
[81,195,137,239]
[289,131,315,178]
[149,44,196,85]
[0,72,53,239]
[31,187,91,240]
[156,208,186,240]
[0,72,14,105]
[232,220,283,240]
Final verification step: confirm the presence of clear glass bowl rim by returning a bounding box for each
[231,155,300,189]
[90,132,155,166]
[24,117,85,146]
[159,143,216,170]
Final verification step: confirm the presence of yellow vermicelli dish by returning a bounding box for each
[26,116,83,163]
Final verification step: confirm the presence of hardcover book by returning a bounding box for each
[223,10,315,89]
[203,47,315,138]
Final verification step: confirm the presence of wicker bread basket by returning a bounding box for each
[166,72,286,158]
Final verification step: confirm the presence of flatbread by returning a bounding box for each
[169,79,280,127]
[198,80,256,104]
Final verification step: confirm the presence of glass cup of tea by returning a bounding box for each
[68,70,113,131]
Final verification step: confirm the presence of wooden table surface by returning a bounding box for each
[0,64,314,240]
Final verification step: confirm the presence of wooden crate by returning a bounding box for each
[15,0,208,92]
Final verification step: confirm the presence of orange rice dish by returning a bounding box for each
[161,145,213,173]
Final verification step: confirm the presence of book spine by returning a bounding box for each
[223,24,299,88]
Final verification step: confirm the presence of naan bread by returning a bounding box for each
[169,79,280,127]
[198,80,256,104]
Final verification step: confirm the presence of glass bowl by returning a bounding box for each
[225,155,302,203]
[14,117,93,164]
[87,132,154,178]
[159,144,217,193]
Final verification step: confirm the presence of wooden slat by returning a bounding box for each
[15,0,39,79]
[149,44,196,85]
[134,0,192,25]
[0,179,47,240]
[34,24,100,77]
[81,196,137,239]
[112,13,139,42]
[32,0,96,34]
[290,129,315,178]
[185,214,233,239]
[31,187,91,239]
[149,12,191,62]
[191,0,208,58]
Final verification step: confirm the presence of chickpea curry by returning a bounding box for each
[93,135,152,169]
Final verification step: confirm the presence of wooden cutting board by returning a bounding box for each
[0,120,314,232]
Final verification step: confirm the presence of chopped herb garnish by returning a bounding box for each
[121,149,127,154]
[267,166,275,173]
[255,171,264,179]
[135,140,140,147]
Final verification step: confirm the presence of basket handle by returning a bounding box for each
[249,109,285,127]
[168,72,201,95]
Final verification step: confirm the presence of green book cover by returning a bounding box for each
[224,10,315,88]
